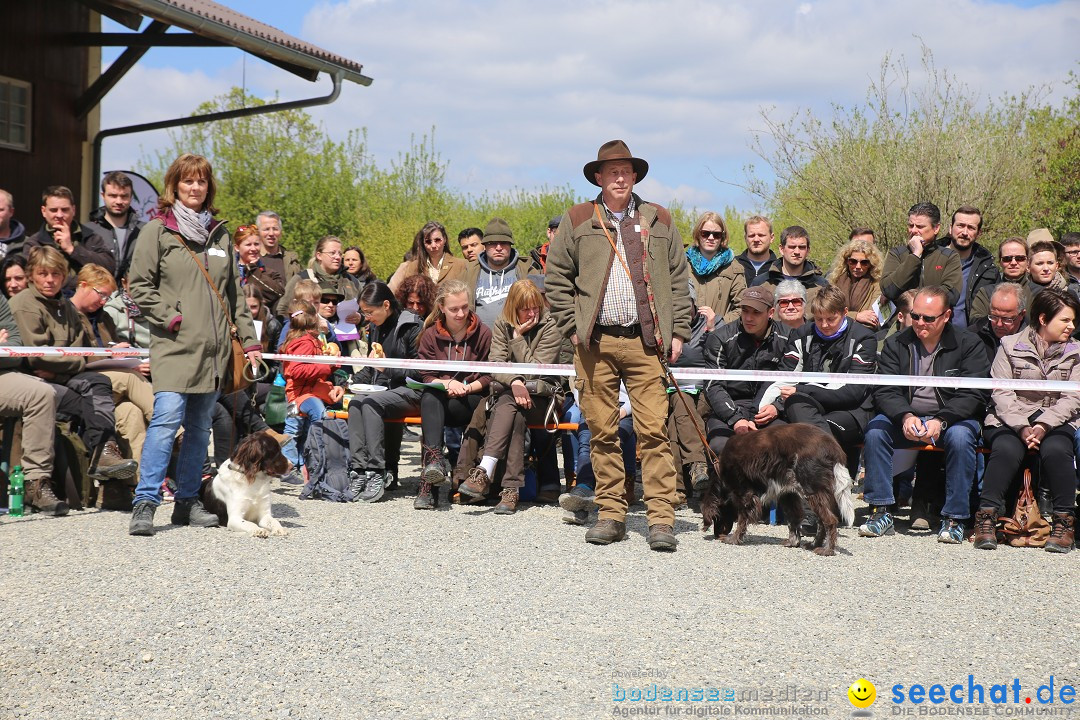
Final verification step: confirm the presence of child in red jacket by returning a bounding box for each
[282,301,343,467]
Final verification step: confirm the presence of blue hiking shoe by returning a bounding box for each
[937,518,966,544]
[859,507,895,537]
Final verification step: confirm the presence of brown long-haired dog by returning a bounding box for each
[200,431,292,537]
[700,423,855,556]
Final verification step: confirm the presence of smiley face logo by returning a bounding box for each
[848,678,876,708]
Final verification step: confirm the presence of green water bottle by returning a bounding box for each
[8,465,24,517]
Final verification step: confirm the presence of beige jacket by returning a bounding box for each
[986,328,1080,431]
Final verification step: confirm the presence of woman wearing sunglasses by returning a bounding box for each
[827,238,884,330]
[686,212,746,332]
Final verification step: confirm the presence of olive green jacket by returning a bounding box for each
[490,312,565,387]
[9,285,89,382]
[546,196,691,351]
[128,211,258,394]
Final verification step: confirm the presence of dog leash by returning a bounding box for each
[592,204,723,480]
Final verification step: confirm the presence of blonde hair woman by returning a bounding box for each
[827,238,884,330]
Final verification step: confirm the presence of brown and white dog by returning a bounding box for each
[700,423,855,556]
[200,431,292,538]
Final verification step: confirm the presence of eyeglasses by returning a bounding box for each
[909,312,944,323]
[320,296,339,305]
[777,298,804,307]
[1065,249,1080,256]
[846,258,871,267]
[989,313,1021,324]
[90,286,111,301]
[318,250,343,258]
[1000,255,1026,264]
[423,237,445,246]
[700,231,725,240]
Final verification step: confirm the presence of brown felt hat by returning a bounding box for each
[583,140,649,186]
[482,217,514,246]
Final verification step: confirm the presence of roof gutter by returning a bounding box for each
[91,71,342,211]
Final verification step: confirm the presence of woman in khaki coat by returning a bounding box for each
[456,279,564,514]
[974,288,1080,552]
[388,221,467,293]
[827,238,884,331]
[127,153,261,536]
[686,212,745,330]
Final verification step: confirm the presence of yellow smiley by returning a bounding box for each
[848,678,876,709]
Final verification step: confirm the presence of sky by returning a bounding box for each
[100,0,1079,214]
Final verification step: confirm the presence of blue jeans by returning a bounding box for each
[863,413,980,520]
[284,397,327,467]
[134,391,219,506]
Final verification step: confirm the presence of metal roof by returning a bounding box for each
[96,0,372,85]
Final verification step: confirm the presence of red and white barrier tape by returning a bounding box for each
[2,346,1075,393]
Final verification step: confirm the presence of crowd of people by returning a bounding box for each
[1,142,1079,555]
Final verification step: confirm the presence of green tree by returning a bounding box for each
[745,46,1047,258]
[1031,71,1080,237]
[140,88,368,263]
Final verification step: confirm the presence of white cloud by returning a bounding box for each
[102,0,1079,212]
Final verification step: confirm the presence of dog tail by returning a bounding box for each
[833,463,855,528]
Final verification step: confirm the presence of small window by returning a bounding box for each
[0,76,31,152]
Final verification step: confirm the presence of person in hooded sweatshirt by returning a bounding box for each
[464,217,531,328]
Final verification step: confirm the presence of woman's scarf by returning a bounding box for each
[834,272,873,313]
[172,202,212,245]
[686,245,734,277]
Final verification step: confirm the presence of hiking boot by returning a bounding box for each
[494,488,519,515]
[534,485,561,504]
[1045,513,1075,554]
[171,498,220,527]
[27,477,68,517]
[347,470,367,501]
[414,480,435,510]
[858,507,895,537]
[92,440,138,481]
[690,461,710,491]
[129,501,156,536]
[909,498,931,531]
[972,509,998,550]
[421,445,450,486]
[673,490,688,511]
[585,518,626,545]
[265,428,293,446]
[559,484,596,512]
[647,523,678,552]
[457,467,491,499]
[937,518,965,544]
[562,509,590,526]
[358,472,387,503]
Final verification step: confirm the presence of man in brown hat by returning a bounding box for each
[464,217,531,328]
[546,140,692,552]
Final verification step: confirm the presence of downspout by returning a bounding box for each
[91,71,342,211]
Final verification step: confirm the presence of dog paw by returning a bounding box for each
[270,526,289,537]
[251,528,270,538]
[813,547,835,557]
[782,538,800,548]
[721,534,740,546]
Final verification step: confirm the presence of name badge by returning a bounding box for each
[208,248,227,257]
[634,225,641,233]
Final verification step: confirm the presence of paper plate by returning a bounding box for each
[349,383,386,394]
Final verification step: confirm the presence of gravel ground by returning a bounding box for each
[1,438,1078,719]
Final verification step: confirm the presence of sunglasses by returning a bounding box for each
[846,258,871,267]
[700,231,725,240]
[777,298,804,307]
[320,296,340,305]
[909,312,944,323]
[1000,255,1026,264]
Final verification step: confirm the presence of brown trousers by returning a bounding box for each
[575,333,677,526]
[483,391,557,489]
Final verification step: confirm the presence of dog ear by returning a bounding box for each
[232,433,267,484]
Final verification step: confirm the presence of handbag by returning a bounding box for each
[998,469,1051,548]
[176,237,268,394]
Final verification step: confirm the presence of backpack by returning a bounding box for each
[299,417,355,502]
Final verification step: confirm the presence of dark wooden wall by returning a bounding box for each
[0,1,90,230]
